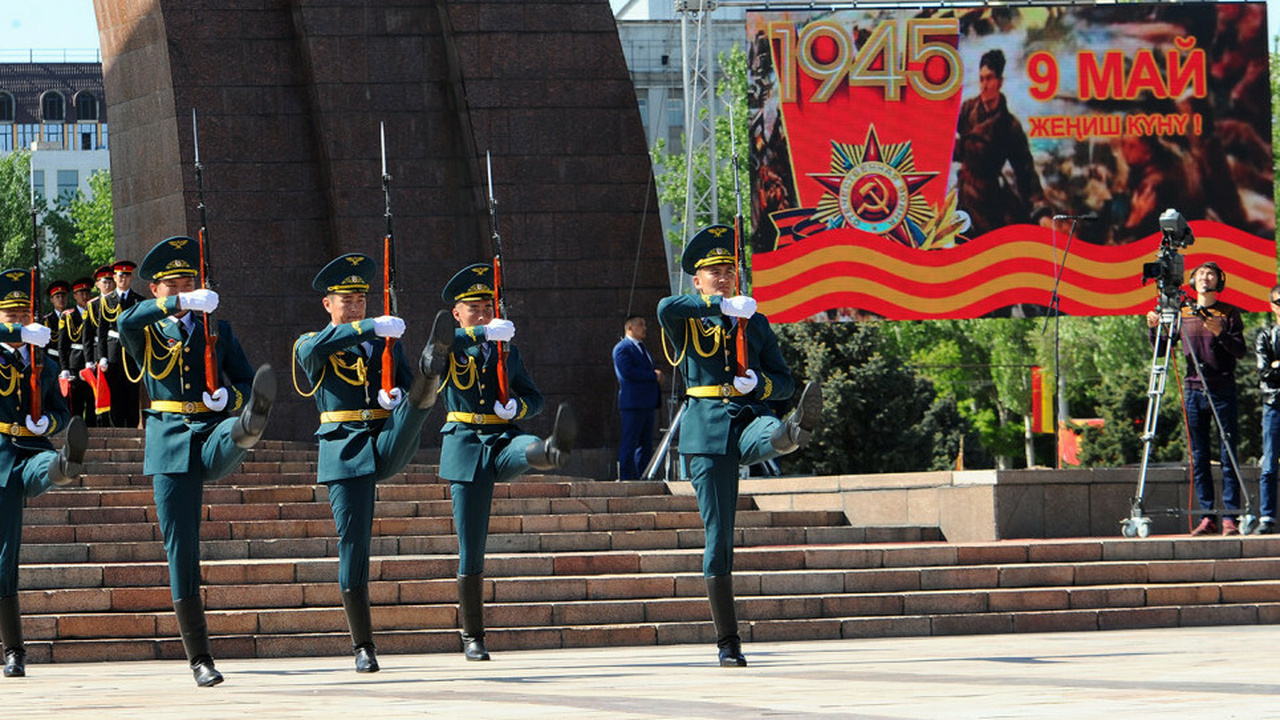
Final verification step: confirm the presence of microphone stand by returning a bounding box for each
[1041,215,1085,469]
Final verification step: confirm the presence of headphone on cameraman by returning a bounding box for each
[1192,261,1226,292]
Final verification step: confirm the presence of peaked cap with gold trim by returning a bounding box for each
[681,224,736,276]
[442,263,495,304]
[0,268,33,310]
[313,253,375,294]
[140,236,200,282]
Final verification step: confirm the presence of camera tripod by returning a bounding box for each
[1122,296,1254,537]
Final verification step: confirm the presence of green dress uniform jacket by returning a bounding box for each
[117,296,257,602]
[657,292,796,578]
[438,326,544,484]
[0,330,70,597]
[295,320,424,591]
[294,321,415,483]
[656,293,795,452]
[117,296,255,478]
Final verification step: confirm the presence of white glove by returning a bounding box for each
[20,323,50,347]
[59,370,72,381]
[378,387,402,410]
[178,288,219,314]
[202,387,228,412]
[372,315,405,339]
[24,414,49,436]
[484,318,515,342]
[733,369,758,395]
[721,295,758,319]
[98,358,108,371]
[84,363,94,371]
[493,398,518,420]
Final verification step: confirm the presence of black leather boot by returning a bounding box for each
[174,596,223,687]
[524,403,577,471]
[769,380,823,454]
[0,595,25,678]
[47,416,88,487]
[420,309,454,378]
[408,310,452,410]
[231,365,276,449]
[706,575,746,667]
[341,587,379,673]
[457,574,489,661]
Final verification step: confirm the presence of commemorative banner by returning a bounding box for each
[746,3,1275,321]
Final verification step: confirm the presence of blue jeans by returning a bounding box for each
[1185,386,1240,519]
[1260,403,1280,520]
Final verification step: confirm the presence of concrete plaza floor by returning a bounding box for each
[7,626,1278,718]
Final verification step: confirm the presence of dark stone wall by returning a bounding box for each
[94,0,668,452]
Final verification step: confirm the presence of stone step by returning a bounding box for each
[17,524,867,565]
[21,508,848,544]
[34,478,677,501]
[19,595,1280,664]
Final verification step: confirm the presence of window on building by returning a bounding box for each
[100,123,108,149]
[57,170,79,204]
[16,124,39,149]
[40,92,65,122]
[43,123,64,148]
[0,92,13,123]
[77,123,96,150]
[75,93,99,122]
[32,170,45,202]
[666,97,684,149]
[0,129,11,153]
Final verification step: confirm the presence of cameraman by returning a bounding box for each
[1254,283,1280,535]
[1146,261,1247,535]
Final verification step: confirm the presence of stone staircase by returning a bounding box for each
[15,429,1280,665]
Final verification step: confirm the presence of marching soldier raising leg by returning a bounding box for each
[657,226,823,667]
[293,253,446,673]
[0,269,88,678]
[118,237,276,687]
[431,264,576,661]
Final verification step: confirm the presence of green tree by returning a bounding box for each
[774,321,982,474]
[65,170,113,270]
[651,45,751,251]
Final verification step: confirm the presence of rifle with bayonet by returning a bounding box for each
[379,122,399,398]
[728,101,748,375]
[28,154,42,420]
[192,109,219,395]
[484,151,510,404]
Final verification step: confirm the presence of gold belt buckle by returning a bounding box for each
[359,409,373,421]
[182,401,197,414]
[7,423,18,436]
[719,383,733,398]
[472,413,485,424]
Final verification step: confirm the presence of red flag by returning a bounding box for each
[79,367,111,415]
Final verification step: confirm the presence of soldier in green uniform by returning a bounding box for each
[426,263,576,661]
[117,237,276,688]
[0,268,88,678]
[293,253,449,673]
[657,225,822,667]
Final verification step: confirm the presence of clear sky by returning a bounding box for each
[3,0,1279,57]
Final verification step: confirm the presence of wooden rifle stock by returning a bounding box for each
[192,109,219,396]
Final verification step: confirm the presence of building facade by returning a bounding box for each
[0,61,110,202]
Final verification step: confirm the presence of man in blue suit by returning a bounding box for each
[613,315,661,479]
